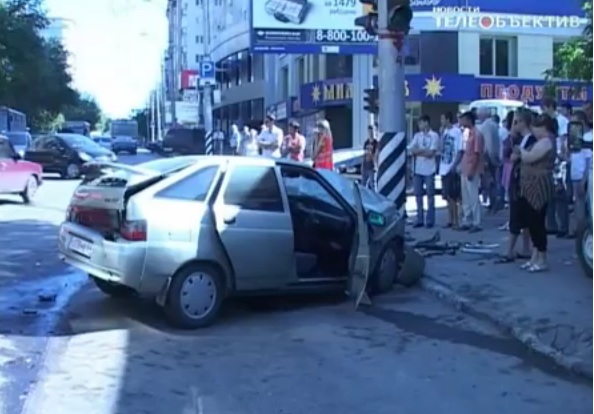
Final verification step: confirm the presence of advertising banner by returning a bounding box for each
[250,0,586,54]
[175,101,200,125]
[250,0,377,54]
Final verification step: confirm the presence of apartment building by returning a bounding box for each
[165,0,206,103]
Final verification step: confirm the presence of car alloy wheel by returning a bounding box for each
[165,264,224,329]
[21,176,38,204]
[375,245,399,293]
[66,163,80,179]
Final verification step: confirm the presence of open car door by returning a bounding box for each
[347,182,372,309]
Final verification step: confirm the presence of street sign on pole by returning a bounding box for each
[199,61,216,86]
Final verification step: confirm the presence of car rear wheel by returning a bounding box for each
[20,175,38,204]
[164,264,224,329]
[92,276,136,298]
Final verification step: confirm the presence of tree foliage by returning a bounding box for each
[546,0,593,85]
[62,95,103,130]
[0,0,102,131]
[131,108,150,139]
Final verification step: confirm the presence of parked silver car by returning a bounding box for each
[58,156,407,328]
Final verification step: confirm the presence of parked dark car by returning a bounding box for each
[146,140,163,154]
[24,133,116,179]
[161,127,206,156]
[111,136,138,154]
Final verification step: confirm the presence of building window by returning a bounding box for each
[195,35,203,43]
[280,66,289,99]
[326,55,352,79]
[479,37,517,77]
[195,0,202,4]
[296,57,305,85]
[405,35,420,66]
[195,54,201,63]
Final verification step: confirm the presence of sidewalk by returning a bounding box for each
[406,206,593,378]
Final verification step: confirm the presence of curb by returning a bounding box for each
[419,275,593,380]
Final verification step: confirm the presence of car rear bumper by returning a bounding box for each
[58,222,152,293]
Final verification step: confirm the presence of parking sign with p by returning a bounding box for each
[199,61,215,86]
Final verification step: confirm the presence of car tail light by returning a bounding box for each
[120,219,147,241]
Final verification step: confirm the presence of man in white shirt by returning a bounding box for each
[258,114,283,157]
[439,112,464,228]
[212,128,225,155]
[408,115,439,228]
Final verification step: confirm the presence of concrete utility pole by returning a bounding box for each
[355,0,412,213]
[202,0,214,155]
[150,91,156,142]
[376,0,408,213]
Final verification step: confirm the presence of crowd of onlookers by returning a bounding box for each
[400,99,592,272]
[210,114,336,169]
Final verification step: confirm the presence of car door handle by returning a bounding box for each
[223,216,236,225]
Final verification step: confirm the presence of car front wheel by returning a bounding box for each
[20,175,38,204]
[164,263,225,329]
[62,163,81,179]
[370,238,404,293]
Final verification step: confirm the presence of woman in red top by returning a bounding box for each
[312,119,334,169]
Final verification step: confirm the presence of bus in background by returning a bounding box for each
[110,119,139,139]
[60,120,91,136]
[0,106,27,132]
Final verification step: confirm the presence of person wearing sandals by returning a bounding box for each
[511,113,556,272]
[438,111,464,229]
[498,109,534,263]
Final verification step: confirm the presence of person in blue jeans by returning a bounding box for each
[408,115,440,228]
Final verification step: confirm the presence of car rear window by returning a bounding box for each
[84,157,203,187]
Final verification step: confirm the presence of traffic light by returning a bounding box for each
[387,0,413,34]
[363,87,379,114]
[354,0,378,36]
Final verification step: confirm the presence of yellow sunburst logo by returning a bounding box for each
[423,76,444,99]
[311,85,321,103]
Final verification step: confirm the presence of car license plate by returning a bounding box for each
[163,147,173,152]
[68,236,93,257]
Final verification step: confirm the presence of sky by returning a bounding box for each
[45,0,167,118]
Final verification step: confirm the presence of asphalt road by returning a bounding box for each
[0,153,591,414]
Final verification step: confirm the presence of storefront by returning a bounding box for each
[298,74,592,140]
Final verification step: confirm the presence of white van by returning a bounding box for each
[468,99,527,123]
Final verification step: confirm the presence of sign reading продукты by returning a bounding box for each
[251,0,378,54]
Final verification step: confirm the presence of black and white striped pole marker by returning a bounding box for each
[205,130,214,155]
[376,0,407,214]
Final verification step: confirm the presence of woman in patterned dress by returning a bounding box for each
[512,114,556,272]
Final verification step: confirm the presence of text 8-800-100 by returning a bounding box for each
[314,29,377,43]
